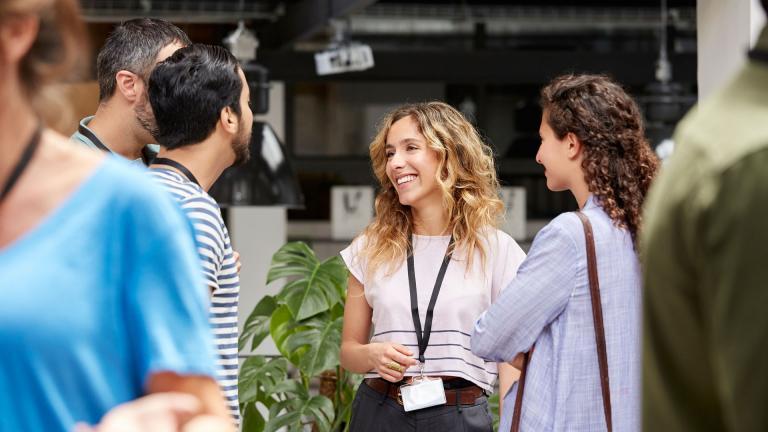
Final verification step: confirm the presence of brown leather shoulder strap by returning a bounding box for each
[576,211,613,431]
[510,348,531,432]
[510,211,612,432]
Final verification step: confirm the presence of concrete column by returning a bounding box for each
[231,206,286,356]
[697,0,766,99]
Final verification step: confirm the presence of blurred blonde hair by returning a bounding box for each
[1,0,87,126]
[360,101,504,278]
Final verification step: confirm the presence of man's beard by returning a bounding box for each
[231,125,252,166]
[134,98,158,142]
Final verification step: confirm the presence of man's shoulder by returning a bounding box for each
[647,64,768,220]
[150,169,202,197]
[674,64,768,172]
[70,116,99,148]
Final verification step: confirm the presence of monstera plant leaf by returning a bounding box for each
[267,242,348,321]
[239,356,289,405]
[283,315,343,377]
[240,295,278,352]
[264,394,334,432]
[269,304,305,366]
[241,402,266,432]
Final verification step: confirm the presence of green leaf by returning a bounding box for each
[241,402,265,432]
[267,242,318,284]
[282,274,330,320]
[284,316,343,376]
[265,395,335,432]
[488,392,500,430]
[321,255,349,286]
[265,400,302,432]
[269,305,303,365]
[240,295,278,352]
[268,242,349,321]
[239,356,289,404]
[270,378,308,399]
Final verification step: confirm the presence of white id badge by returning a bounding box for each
[399,377,446,412]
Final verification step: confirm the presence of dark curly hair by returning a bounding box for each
[540,74,659,246]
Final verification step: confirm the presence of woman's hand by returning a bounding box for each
[368,342,418,382]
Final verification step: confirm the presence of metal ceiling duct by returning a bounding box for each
[79,0,280,23]
[346,4,696,35]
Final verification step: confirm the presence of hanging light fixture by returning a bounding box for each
[639,0,696,161]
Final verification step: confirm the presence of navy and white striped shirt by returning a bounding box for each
[151,168,240,422]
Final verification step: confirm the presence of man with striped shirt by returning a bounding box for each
[147,44,253,423]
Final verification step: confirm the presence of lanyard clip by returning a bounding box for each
[419,361,425,379]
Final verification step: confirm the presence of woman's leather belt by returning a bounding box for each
[364,377,485,406]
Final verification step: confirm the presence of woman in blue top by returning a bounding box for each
[471,74,659,431]
[0,1,231,430]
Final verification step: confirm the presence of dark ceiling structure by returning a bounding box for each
[79,0,696,50]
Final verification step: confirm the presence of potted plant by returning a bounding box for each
[239,242,360,432]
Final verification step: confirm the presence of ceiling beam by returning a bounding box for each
[254,50,697,85]
[262,0,379,49]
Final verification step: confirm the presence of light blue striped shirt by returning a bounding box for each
[471,196,641,432]
[151,168,241,423]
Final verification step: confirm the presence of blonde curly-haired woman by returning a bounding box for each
[340,102,526,431]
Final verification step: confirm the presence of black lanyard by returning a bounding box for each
[78,122,155,166]
[749,49,768,64]
[1,124,42,204]
[152,157,201,187]
[407,235,454,364]
[78,122,109,152]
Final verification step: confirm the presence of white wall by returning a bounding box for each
[752,0,767,46]
[231,207,286,356]
[698,0,766,99]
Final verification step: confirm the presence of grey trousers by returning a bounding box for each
[349,380,494,432]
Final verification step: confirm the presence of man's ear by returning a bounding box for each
[220,106,239,134]
[115,70,143,102]
[566,132,583,160]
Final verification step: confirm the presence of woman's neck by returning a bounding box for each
[0,85,38,188]
[411,202,450,236]
[570,174,591,210]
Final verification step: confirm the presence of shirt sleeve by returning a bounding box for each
[471,218,578,362]
[490,230,527,303]
[122,186,217,386]
[339,235,367,284]
[179,196,226,293]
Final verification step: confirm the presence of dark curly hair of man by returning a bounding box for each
[541,74,660,246]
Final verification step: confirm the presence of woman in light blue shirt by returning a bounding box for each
[471,74,659,431]
[0,1,231,430]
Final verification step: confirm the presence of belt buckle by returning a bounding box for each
[396,386,404,406]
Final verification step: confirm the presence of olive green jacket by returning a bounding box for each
[642,26,768,431]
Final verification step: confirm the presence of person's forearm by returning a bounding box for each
[497,362,520,415]
[340,341,374,374]
[146,372,231,426]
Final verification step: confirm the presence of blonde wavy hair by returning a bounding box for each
[359,101,504,278]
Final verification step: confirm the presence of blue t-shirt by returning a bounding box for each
[0,157,217,431]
